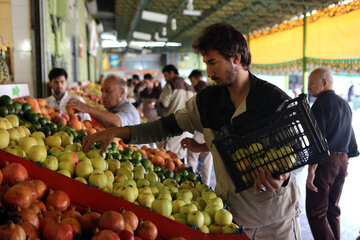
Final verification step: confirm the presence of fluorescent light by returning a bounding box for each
[166,42,182,47]
[130,41,166,48]
[101,32,117,41]
[133,31,152,41]
[101,40,127,48]
[141,10,168,24]
[183,9,201,16]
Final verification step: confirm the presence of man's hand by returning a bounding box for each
[66,98,88,113]
[254,167,290,192]
[82,128,117,154]
[306,164,318,192]
[181,138,209,152]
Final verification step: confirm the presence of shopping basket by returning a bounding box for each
[213,93,329,193]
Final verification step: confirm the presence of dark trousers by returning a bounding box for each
[306,153,348,240]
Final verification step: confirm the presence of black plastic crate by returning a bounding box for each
[213,94,329,193]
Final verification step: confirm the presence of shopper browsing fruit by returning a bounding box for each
[45,68,91,121]
[306,68,358,240]
[82,22,300,239]
[66,75,140,128]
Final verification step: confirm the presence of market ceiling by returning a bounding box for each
[94,0,343,53]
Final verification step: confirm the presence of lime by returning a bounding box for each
[49,124,58,133]
[17,110,24,118]
[109,142,117,150]
[31,122,41,131]
[0,106,8,117]
[5,104,15,114]
[123,147,133,157]
[193,180,201,186]
[28,125,37,133]
[181,170,189,177]
[112,152,122,160]
[157,173,165,181]
[22,121,31,128]
[174,173,182,183]
[21,103,31,112]
[39,118,48,126]
[57,123,66,131]
[0,95,12,106]
[141,158,151,170]
[40,126,51,137]
[24,110,38,123]
[153,165,162,173]
[36,113,42,119]
[72,130,78,139]
[164,169,174,179]
[187,172,197,181]
[132,151,142,162]
[105,152,113,160]
[12,101,22,112]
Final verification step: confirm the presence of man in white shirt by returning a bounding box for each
[66,75,140,128]
[45,68,91,121]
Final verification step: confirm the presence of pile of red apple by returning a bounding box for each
[0,161,165,240]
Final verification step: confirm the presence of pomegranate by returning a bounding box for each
[98,210,124,234]
[17,208,40,229]
[28,203,42,215]
[61,217,82,236]
[38,215,55,236]
[32,180,47,199]
[4,184,34,209]
[34,200,47,213]
[18,180,37,203]
[42,216,73,240]
[18,219,39,239]
[119,229,135,240]
[80,209,101,237]
[1,162,28,185]
[0,221,26,240]
[45,190,70,212]
[62,206,81,219]
[135,220,158,240]
[42,206,62,219]
[91,229,120,240]
[120,208,138,232]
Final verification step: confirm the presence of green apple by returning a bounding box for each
[214,209,233,226]
[65,142,81,152]
[121,160,134,171]
[206,197,224,208]
[138,186,153,194]
[106,159,121,173]
[176,197,191,205]
[60,152,79,164]
[145,172,159,184]
[5,114,19,128]
[176,189,193,201]
[27,145,47,163]
[133,170,144,180]
[91,157,108,171]
[204,204,222,220]
[75,162,93,178]
[16,126,26,138]
[208,224,223,234]
[122,179,137,188]
[104,170,114,183]
[163,178,178,188]
[172,199,186,214]
[18,136,37,153]
[74,176,87,184]
[179,203,198,216]
[200,225,210,233]
[86,148,102,158]
[167,185,179,199]
[114,173,128,184]
[152,198,172,217]
[4,145,26,158]
[192,200,202,211]
[134,165,145,174]
[201,188,217,203]
[116,167,133,180]
[88,172,108,189]
[190,188,200,199]
[151,182,165,192]
[54,131,73,147]
[136,178,150,188]
[36,139,45,147]
[105,180,113,192]
[7,128,20,142]
[113,185,138,202]
[187,210,204,228]
[58,160,75,176]
[43,156,59,171]
[76,151,87,159]
[45,135,62,147]
[202,211,212,226]
[179,180,195,190]
[150,186,159,198]
[195,183,209,193]
[137,192,155,208]
[173,213,187,225]
[196,197,208,211]
[156,190,172,201]
[31,131,46,140]
[57,169,71,177]
[222,223,239,234]
[79,157,92,165]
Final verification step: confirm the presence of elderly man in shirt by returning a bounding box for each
[66,75,140,128]
[45,68,91,121]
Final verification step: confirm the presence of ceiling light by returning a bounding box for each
[183,0,201,16]
[171,18,177,31]
[133,31,152,41]
[101,32,117,41]
[141,10,168,24]
[166,42,182,47]
[162,27,167,36]
[101,40,127,48]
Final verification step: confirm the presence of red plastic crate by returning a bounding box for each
[0,150,249,240]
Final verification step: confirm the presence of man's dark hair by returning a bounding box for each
[192,22,251,70]
[48,68,68,81]
[132,74,140,81]
[162,64,179,75]
[144,73,153,80]
[189,70,202,79]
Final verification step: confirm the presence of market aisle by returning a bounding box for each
[297,157,360,240]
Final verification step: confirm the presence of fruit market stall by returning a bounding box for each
[0,94,250,240]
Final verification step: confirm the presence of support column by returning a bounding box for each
[302,12,307,93]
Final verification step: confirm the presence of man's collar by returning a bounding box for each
[54,91,67,102]
[109,98,128,113]
[317,90,335,98]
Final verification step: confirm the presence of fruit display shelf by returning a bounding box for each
[0,149,250,240]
